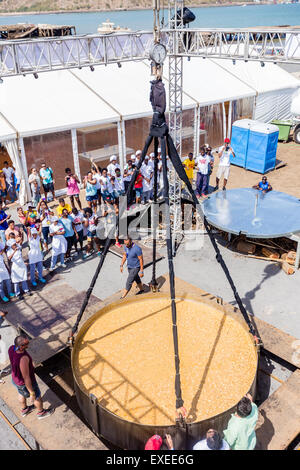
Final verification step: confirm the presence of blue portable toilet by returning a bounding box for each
[231,119,252,168]
[230,119,279,174]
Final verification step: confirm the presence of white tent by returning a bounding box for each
[0,71,120,138]
[0,57,298,204]
[211,59,300,122]
[0,114,16,141]
[178,58,255,106]
[0,55,298,142]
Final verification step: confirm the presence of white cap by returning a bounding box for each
[158,147,161,153]
[136,150,142,156]
[7,239,16,248]
[144,154,149,159]
[51,216,59,222]
[31,228,38,235]
[131,154,136,159]
[110,155,117,162]
[150,152,155,158]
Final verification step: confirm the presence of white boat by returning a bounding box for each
[97,19,131,34]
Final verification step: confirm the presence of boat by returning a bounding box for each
[97,19,131,34]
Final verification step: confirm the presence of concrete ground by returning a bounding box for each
[0,140,300,448]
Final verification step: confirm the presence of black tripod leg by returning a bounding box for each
[161,136,184,413]
[150,136,159,291]
[166,134,259,339]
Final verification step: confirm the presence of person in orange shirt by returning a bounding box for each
[183,152,195,186]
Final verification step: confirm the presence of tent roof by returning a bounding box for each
[177,58,256,106]
[211,58,300,93]
[0,71,120,138]
[0,114,16,141]
[0,56,298,141]
[72,61,196,119]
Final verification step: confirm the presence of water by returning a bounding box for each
[0,4,300,35]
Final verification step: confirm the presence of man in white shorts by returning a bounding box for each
[214,138,235,191]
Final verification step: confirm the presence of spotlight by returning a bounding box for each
[0,77,3,84]
[244,60,248,63]
[187,56,191,62]
[90,66,94,72]
[78,66,82,70]
[260,61,265,67]
[117,62,122,68]
[232,59,236,65]
[174,7,196,26]
[33,73,38,79]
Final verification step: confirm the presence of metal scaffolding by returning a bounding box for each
[1,28,300,78]
[168,0,184,250]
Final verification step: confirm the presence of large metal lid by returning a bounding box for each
[202,188,300,238]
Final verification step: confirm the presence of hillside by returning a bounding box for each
[0,0,246,14]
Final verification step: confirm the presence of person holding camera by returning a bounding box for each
[214,138,235,191]
[65,168,82,210]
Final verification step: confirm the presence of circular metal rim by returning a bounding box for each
[202,188,300,239]
[71,292,259,431]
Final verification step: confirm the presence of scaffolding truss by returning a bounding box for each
[166,28,300,64]
[1,28,300,78]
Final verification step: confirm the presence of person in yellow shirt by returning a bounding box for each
[56,198,72,217]
[183,152,195,186]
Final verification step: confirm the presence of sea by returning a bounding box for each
[0,3,300,34]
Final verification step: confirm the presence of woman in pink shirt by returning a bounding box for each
[65,168,82,210]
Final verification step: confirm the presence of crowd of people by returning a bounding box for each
[0,142,273,302]
[27,150,170,214]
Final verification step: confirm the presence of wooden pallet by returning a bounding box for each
[256,370,300,450]
[4,280,102,365]
[0,375,106,450]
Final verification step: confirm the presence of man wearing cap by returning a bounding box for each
[148,152,155,170]
[120,237,144,298]
[195,147,211,198]
[28,226,46,287]
[7,239,31,299]
[135,150,142,167]
[107,156,120,178]
[214,138,235,191]
[141,156,154,204]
